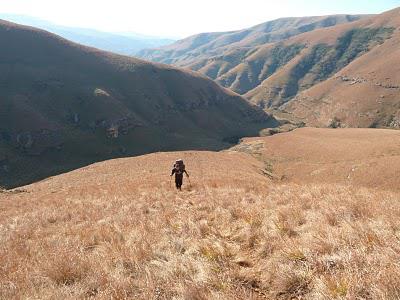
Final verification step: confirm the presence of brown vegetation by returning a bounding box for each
[138,8,400,130]
[234,127,400,191]
[284,9,400,128]
[242,7,400,130]
[0,19,274,188]
[1,129,400,299]
[138,15,366,67]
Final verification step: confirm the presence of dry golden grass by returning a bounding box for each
[236,127,400,191]
[1,146,400,299]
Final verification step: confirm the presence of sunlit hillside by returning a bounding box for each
[1,128,399,299]
[139,8,400,129]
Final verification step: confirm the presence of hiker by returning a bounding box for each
[170,159,189,190]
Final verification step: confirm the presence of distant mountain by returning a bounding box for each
[261,7,400,128]
[137,15,368,65]
[0,20,275,188]
[139,10,400,129]
[0,14,175,55]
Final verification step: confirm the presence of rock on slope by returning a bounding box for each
[0,20,276,188]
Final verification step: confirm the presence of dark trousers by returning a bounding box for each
[175,174,183,189]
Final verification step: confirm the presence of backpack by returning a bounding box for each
[174,159,185,173]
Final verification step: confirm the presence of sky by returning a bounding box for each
[0,0,399,38]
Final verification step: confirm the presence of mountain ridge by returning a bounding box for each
[279,7,400,127]
[138,14,370,64]
[0,19,275,188]
[138,9,400,129]
[0,14,175,55]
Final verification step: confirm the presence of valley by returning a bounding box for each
[1,5,400,299]
[0,19,275,188]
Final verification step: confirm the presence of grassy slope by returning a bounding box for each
[233,127,400,190]
[0,20,276,188]
[137,15,371,100]
[139,9,400,130]
[240,8,400,128]
[244,25,395,107]
[137,15,367,65]
[1,128,400,299]
[283,8,400,128]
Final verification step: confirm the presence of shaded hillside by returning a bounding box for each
[2,128,400,299]
[0,14,175,55]
[137,15,367,65]
[0,20,276,188]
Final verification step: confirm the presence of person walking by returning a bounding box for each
[170,159,189,190]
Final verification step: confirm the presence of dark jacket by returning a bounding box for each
[171,168,189,177]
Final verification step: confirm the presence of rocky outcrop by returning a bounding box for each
[14,130,63,155]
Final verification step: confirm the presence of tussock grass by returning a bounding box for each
[1,179,400,299]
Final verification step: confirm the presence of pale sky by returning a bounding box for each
[0,0,399,37]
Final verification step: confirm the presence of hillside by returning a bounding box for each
[282,8,400,128]
[0,20,276,188]
[139,9,400,129]
[0,14,175,55]
[137,14,370,99]
[138,15,367,65]
[247,7,400,128]
[1,128,400,299]
[231,127,400,190]
[217,9,400,128]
